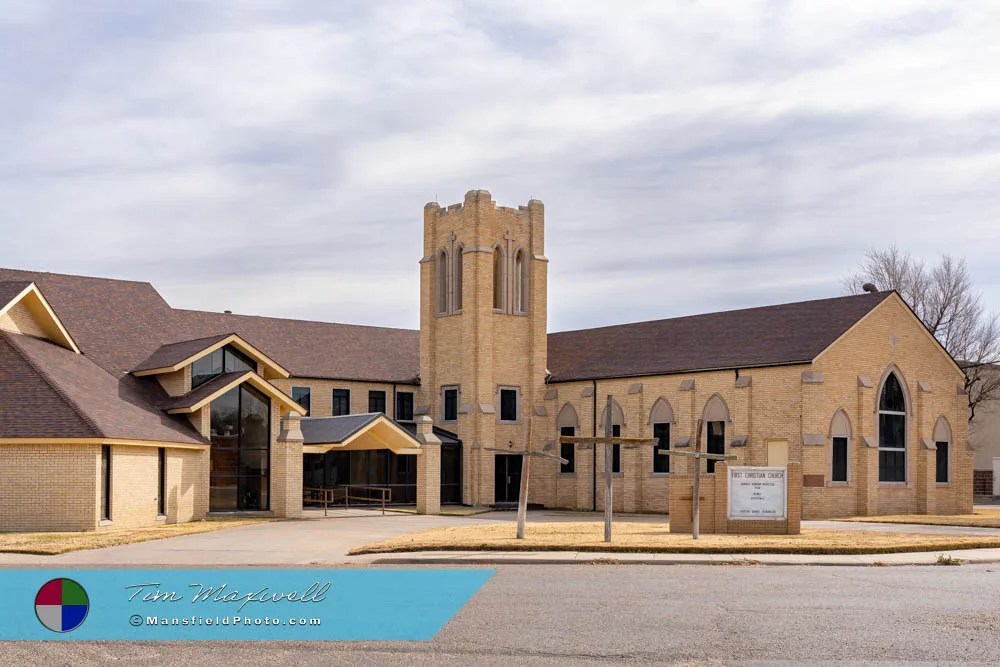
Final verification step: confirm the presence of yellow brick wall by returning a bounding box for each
[0,444,99,531]
[810,294,971,517]
[271,378,418,419]
[530,296,971,518]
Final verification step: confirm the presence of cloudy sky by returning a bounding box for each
[1,1,998,332]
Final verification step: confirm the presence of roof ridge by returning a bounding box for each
[0,266,156,288]
[1,332,103,437]
[549,291,892,336]
[174,308,419,334]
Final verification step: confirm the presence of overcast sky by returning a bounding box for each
[1,1,998,332]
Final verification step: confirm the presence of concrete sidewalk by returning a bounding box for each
[360,547,1000,567]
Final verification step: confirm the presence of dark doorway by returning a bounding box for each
[494,454,522,504]
[441,443,463,504]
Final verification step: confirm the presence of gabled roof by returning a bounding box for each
[546,291,895,382]
[301,413,422,454]
[160,370,307,416]
[158,371,249,412]
[133,333,232,373]
[0,331,206,445]
[132,332,290,380]
[0,281,81,353]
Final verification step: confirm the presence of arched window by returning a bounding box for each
[701,395,730,474]
[454,245,463,312]
[435,248,449,315]
[649,398,675,474]
[934,416,952,484]
[878,372,907,482]
[829,409,851,483]
[557,403,579,474]
[492,246,505,311]
[513,248,529,314]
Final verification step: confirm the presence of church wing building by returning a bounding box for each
[0,190,972,531]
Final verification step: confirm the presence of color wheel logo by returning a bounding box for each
[35,578,89,633]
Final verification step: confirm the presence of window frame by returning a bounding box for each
[442,386,459,423]
[831,436,849,483]
[877,373,907,483]
[498,386,520,423]
[492,245,506,313]
[332,388,351,417]
[936,441,950,484]
[454,244,463,313]
[705,420,725,474]
[368,390,387,415]
[396,391,414,421]
[101,444,112,522]
[291,386,311,417]
[435,248,449,316]
[652,422,670,474]
[559,426,576,474]
[157,447,166,517]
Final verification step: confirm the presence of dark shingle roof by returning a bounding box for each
[0,267,897,397]
[0,281,33,308]
[171,310,420,383]
[133,333,233,372]
[159,371,250,412]
[0,268,177,375]
[0,331,206,444]
[546,291,894,382]
[301,413,383,445]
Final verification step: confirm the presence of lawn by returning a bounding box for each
[834,509,1000,529]
[0,518,271,555]
[349,521,1000,556]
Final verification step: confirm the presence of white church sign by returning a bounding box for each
[727,467,787,520]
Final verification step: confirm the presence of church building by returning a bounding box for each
[0,190,972,531]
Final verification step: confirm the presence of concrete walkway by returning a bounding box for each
[1,509,998,567]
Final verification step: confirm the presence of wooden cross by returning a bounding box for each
[485,417,567,539]
[559,395,660,542]
[662,418,737,540]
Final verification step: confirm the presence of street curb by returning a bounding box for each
[363,554,1000,567]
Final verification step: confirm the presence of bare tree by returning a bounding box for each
[845,244,1000,421]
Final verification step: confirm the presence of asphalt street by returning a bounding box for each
[4,563,1000,666]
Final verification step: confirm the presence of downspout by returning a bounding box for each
[592,379,598,512]
[392,383,397,419]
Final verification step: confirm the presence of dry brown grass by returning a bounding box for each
[0,518,271,555]
[349,521,1000,556]
[834,509,1000,529]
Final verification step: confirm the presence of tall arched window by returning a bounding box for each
[829,409,851,483]
[701,395,730,474]
[514,248,529,314]
[435,248,449,315]
[934,416,952,484]
[878,372,907,482]
[454,245,463,312]
[557,403,580,474]
[492,246,505,311]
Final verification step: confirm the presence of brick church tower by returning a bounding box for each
[418,189,548,506]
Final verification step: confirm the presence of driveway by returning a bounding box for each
[1,510,997,567]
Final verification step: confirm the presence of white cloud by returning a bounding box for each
[0,0,998,331]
